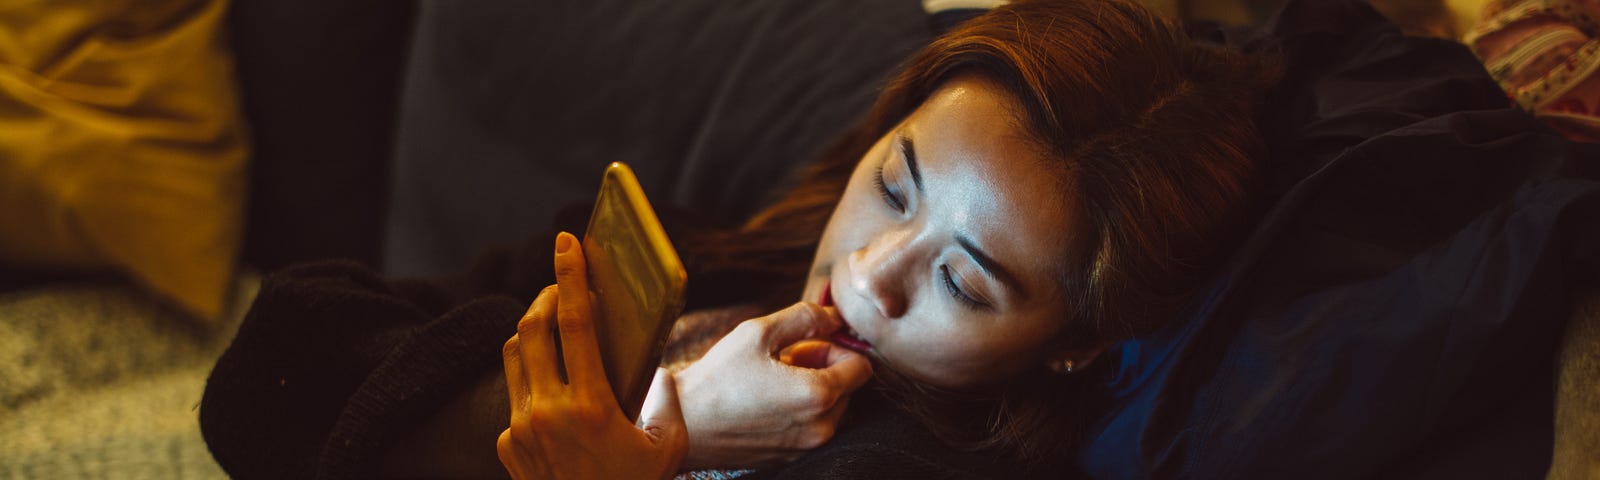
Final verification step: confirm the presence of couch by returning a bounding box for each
[3,0,1598,477]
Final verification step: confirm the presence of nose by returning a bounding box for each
[847,228,914,319]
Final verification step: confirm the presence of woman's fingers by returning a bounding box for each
[815,345,874,393]
[760,303,871,394]
[781,339,834,369]
[516,286,563,392]
[551,231,610,398]
[752,302,841,355]
[502,335,530,425]
[496,236,689,480]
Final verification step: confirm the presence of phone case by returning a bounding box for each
[581,162,688,421]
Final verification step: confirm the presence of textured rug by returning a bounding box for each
[0,272,257,479]
[1553,286,1600,480]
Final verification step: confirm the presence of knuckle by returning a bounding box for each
[509,420,538,444]
[569,400,607,425]
[792,302,826,322]
[501,337,519,357]
[731,318,767,338]
[496,430,517,458]
[517,302,551,331]
[516,316,545,338]
[558,305,589,330]
[525,405,564,429]
[792,384,831,414]
[799,424,836,449]
[554,260,582,278]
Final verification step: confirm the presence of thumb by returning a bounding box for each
[637,369,688,452]
[756,302,842,354]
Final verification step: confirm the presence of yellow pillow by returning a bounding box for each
[0,0,248,323]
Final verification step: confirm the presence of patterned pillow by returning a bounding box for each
[1465,0,1600,142]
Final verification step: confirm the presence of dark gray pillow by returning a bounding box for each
[230,0,415,271]
[384,0,933,276]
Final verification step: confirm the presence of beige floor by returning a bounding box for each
[1553,286,1600,480]
[0,273,256,479]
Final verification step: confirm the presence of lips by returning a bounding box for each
[830,327,873,353]
[820,280,873,353]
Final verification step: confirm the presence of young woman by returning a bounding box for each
[200,0,1278,478]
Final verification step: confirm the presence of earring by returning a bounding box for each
[1049,358,1075,374]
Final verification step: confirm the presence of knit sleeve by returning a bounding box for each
[197,258,532,479]
[197,203,576,478]
[198,203,721,478]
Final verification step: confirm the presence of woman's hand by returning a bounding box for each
[674,302,875,469]
[497,232,687,479]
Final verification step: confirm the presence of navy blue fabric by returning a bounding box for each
[1080,1,1600,478]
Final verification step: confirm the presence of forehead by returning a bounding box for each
[903,76,1074,298]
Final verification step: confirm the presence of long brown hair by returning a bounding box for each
[689,0,1280,467]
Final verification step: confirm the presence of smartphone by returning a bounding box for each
[580,162,688,422]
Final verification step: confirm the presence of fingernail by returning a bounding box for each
[556,232,575,254]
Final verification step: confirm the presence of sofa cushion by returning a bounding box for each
[382,0,933,276]
[0,0,250,322]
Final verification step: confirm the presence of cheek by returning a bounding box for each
[886,308,1062,388]
[819,168,885,255]
[888,314,1020,387]
[815,198,855,268]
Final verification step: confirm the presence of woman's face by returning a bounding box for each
[801,75,1094,390]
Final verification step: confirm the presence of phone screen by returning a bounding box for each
[580,162,687,421]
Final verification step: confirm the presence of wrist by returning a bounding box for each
[674,367,747,471]
[674,369,710,471]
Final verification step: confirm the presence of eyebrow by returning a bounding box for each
[898,134,925,193]
[957,234,1024,299]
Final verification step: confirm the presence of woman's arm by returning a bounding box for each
[673,306,873,470]
[200,220,571,479]
[198,258,527,479]
[373,305,875,477]
[392,232,875,477]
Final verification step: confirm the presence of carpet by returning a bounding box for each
[0,272,257,479]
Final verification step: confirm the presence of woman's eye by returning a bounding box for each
[873,164,906,213]
[940,265,982,308]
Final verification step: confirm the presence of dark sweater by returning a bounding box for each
[198,207,1028,479]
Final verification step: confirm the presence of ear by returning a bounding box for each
[1045,346,1107,373]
